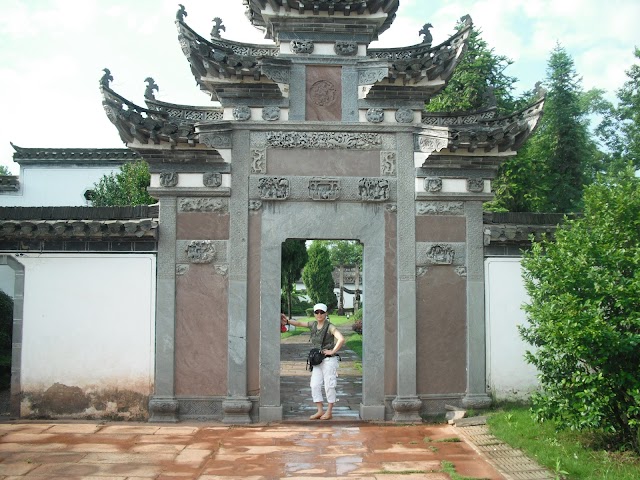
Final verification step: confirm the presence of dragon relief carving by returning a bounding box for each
[358,178,389,202]
[258,177,290,200]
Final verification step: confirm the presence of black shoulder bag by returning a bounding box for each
[306,323,329,371]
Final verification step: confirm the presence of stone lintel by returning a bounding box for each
[147,188,231,198]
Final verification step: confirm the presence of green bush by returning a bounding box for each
[520,166,640,453]
[0,290,12,351]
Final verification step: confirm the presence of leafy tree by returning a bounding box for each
[326,240,362,268]
[0,165,11,176]
[281,239,308,318]
[302,241,336,311]
[490,44,597,212]
[90,160,156,206]
[426,23,520,115]
[520,165,640,453]
[0,290,12,351]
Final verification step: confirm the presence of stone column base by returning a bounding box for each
[462,393,492,410]
[222,397,253,424]
[149,396,179,423]
[259,406,283,422]
[360,404,385,421]
[392,396,423,423]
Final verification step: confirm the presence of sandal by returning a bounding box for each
[320,413,333,420]
[309,412,323,420]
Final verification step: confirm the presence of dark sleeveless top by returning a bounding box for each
[310,320,335,350]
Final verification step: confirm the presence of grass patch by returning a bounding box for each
[441,461,490,480]
[488,403,640,480]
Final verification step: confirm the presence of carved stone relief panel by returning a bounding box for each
[358,178,389,202]
[424,177,443,192]
[233,106,251,121]
[381,151,397,176]
[416,201,464,216]
[366,108,384,123]
[186,240,216,264]
[266,131,382,149]
[467,178,485,193]
[415,135,449,154]
[395,108,414,123]
[160,172,179,187]
[290,40,314,54]
[249,200,263,211]
[262,106,280,121]
[306,66,342,121]
[416,242,465,267]
[308,177,340,201]
[358,68,388,85]
[203,172,222,187]
[178,198,228,213]
[334,41,358,56]
[258,177,290,200]
[251,149,266,174]
[200,132,232,148]
[427,244,455,264]
[262,66,290,84]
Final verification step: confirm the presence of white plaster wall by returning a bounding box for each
[485,257,539,401]
[16,253,156,394]
[0,166,119,207]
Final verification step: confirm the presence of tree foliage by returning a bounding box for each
[0,165,10,176]
[520,166,640,453]
[302,241,336,311]
[90,160,156,206]
[281,239,308,318]
[490,44,597,212]
[0,290,13,351]
[325,240,362,268]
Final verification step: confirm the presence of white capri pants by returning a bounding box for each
[310,356,339,404]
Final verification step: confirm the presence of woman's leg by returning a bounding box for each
[321,357,338,420]
[309,365,325,419]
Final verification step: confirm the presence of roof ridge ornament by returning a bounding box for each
[419,23,433,47]
[176,4,187,22]
[99,68,113,88]
[211,17,225,40]
[144,77,159,100]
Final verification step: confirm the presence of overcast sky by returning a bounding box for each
[1,0,638,174]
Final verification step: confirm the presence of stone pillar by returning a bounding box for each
[342,65,359,122]
[149,196,179,422]
[288,64,306,121]
[392,132,422,422]
[463,201,492,409]
[223,129,252,423]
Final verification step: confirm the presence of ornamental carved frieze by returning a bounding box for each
[422,110,496,126]
[381,152,397,176]
[290,40,314,54]
[233,106,251,121]
[186,240,216,264]
[467,178,485,193]
[258,177,290,200]
[424,177,442,192]
[308,177,340,201]
[395,108,414,124]
[334,41,358,56]
[160,172,179,187]
[416,201,464,215]
[358,178,389,202]
[251,149,266,174]
[266,131,382,149]
[366,108,384,123]
[358,68,388,85]
[199,132,232,148]
[262,106,280,121]
[203,172,222,187]
[427,244,455,265]
[310,80,338,107]
[179,198,227,213]
[262,66,290,84]
[415,135,449,154]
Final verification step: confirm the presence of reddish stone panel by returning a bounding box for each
[247,212,262,396]
[306,66,342,121]
[177,212,229,240]
[384,210,398,396]
[416,267,466,394]
[175,264,228,396]
[267,149,380,176]
[415,216,466,242]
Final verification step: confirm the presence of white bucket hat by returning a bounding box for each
[313,303,328,313]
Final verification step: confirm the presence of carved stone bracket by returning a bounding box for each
[215,264,229,276]
[186,240,216,264]
[416,201,464,215]
[391,396,422,422]
[415,134,449,154]
[258,177,290,200]
[262,106,280,121]
[385,203,397,213]
[149,397,179,423]
[416,266,428,277]
[358,178,389,202]
[424,177,442,193]
[222,397,253,424]
[381,151,397,176]
[334,41,358,56]
[290,40,314,54]
[249,200,263,211]
[455,266,467,277]
[200,132,232,148]
[467,178,485,193]
[160,172,179,187]
[262,65,290,84]
[395,108,414,123]
[179,198,228,213]
[366,108,384,123]
[251,149,267,174]
[308,177,340,201]
[203,172,222,187]
[176,264,189,276]
[358,67,388,85]
[233,106,251,121]
[266,131,382,149]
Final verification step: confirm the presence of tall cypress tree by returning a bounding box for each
[302,241,336,311]
[281,239,308,318]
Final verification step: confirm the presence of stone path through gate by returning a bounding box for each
[280,322,362,420]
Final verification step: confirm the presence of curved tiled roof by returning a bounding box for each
[145,98,224,124]
[11,144,140,163]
